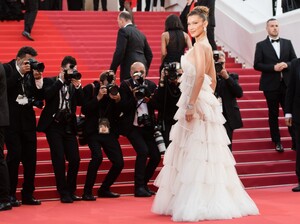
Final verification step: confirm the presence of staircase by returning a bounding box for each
[0,11,297,200]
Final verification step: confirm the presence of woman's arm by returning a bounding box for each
[161,32,168,63]
[184,32,192,49]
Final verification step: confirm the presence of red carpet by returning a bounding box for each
[0,186,299,224]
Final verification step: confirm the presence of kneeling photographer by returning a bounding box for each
[81,70,124,201]
[118,62,161,197]
[37,56,83,203]
[153,62,182,147]
[214,50,243,151]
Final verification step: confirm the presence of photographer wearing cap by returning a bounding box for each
[214,51,243,151]
[3,46,44,207]
[81,70,124,201]
[118,62,161,197]
[37,56,83,203]
[153,62,182,147]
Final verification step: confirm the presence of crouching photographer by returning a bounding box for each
[213,50,243,151]
[153,62,182,147]
[81,70,124,201]
[37,56,83,203]
[118,62,161,197]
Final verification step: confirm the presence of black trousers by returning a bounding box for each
[224,122,234,151]
[153,0,165,7]
[0,127,10,203]
[264,81,296,146]
[45,122,80,197]
[294,123,300,183]
[5,127,37,198]
[67,0,82,10]
[93,0,107,11]
[24,0,38,33]
[84,133,124,195]
[126,126,161,188]
[207,26,217,50]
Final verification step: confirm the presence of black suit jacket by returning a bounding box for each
[110,24,153,81]
[118,78,157,135]
[254,36,297,91]
[0,63,9,127]
[37,77,83,132]
[3,60,42,131]
[286,58,300,125]
[81,82,121,136]
[215,73,243,130]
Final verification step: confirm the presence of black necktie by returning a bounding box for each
[271,39,280,43]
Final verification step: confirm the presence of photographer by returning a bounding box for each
[214,51,243,151]
[118,62,161,197]
[37,56,83,203]
[3,46,43,206]
[153,62,182,147]
[81,70,124,201]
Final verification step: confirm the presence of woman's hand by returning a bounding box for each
[185,104,195,122]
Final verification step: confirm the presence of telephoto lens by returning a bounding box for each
[154,126,166,153]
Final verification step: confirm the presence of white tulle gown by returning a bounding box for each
[152,50,259,222]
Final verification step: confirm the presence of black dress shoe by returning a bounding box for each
[82,194,96,201]
[0,202,12,211]
[275,143,284,152]
[98,190,120,198]
[292,185,300,192]
[60,195,73,203]
[134,187,152,197]
[22,197,41,205]
[70,194,82,201]
[145,186,156,195]
[10,196,21,207]
[22,31,34,41]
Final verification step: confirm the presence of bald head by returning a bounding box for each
[130,62,146,79]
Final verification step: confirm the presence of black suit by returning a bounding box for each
[118,78,161,188]
[24,0,39,34]
[215,73,243,150]
[81,83,124,195]
[0,63,10,204]
[110,24,153,82]
[254,36,297,145]
[285,58,300,183]
[37,77,83,197]
[3,60,42,199]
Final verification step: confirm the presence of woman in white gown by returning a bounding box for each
[152,6,259,222]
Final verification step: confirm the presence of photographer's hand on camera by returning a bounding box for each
[219,68,229,80]
[97,85,107,101]
[18,59,31,75]
[71,78,81,89]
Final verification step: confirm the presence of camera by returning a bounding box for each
[103,71,119,96]
[164,62,181,81]
[26,58,45,73]
[133,72,149,100]
[213,50,224,73]
[154,125,166,153]
[54,108,73,124]
[64,64,82,84]
[137,114,152,127]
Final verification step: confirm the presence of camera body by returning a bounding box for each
[164,62,181,81]
[133,72,149,100]
[106,83,119,96]
[213,51,224,73]
[137,114,152,127]
[26,58,45,73]
[64,64,82,85]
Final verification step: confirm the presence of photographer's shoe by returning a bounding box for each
[22,31,34,41]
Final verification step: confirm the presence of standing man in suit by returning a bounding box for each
[285,58,300,192]
[37,56,83,203]
[214,51,243,151]
[110,11,153,82]
[254,18,297,152]
[0,63,12,211]
[119,62,161,197]
[3,46,43,206]
[21,0,44,41]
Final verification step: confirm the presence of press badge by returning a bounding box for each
[217,97,223,113]
[16,94,29,105]
[98,118,110,134]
